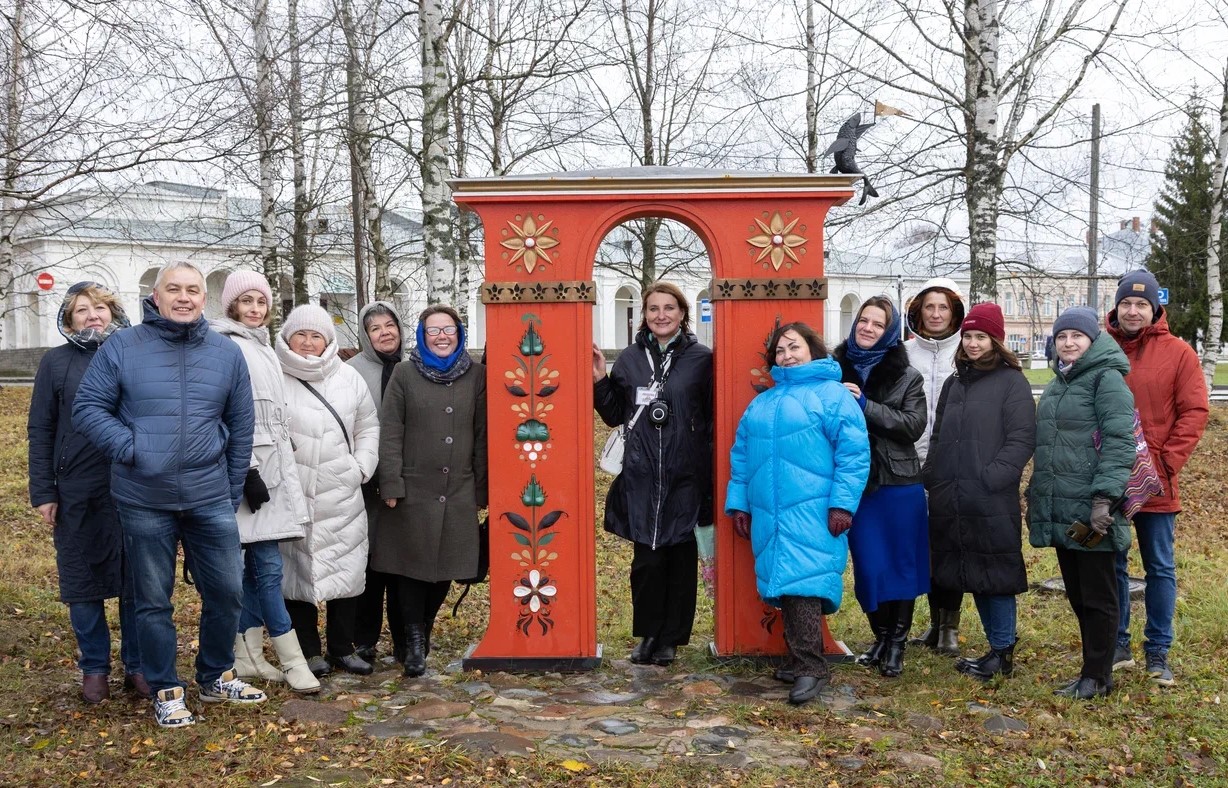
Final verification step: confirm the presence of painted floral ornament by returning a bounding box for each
[501,214,560,273]
[747,211,807,271]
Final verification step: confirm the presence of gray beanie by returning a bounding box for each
[1052,306,1100,341]
[1114,269,1161,312]
[281,304,336,345]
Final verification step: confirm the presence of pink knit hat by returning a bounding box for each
[221,270,274,314]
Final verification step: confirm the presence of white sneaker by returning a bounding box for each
[153,687,196,728]
[198,669,267,704]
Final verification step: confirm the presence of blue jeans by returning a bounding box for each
[1116,512,1177,656]
[117,501,244,692]
[972,593,1017,651]
[69,596,140,676]
[238,541,293,637]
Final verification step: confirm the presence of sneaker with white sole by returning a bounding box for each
[153,687,196,728]
[198,670,267,704]
[1145,653,1175,687]
[1111,644,1135,671]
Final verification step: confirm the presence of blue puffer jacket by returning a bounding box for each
[726,357,870,610]
[72,297,254,511]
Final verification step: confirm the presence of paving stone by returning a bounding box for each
[401,700,471,720]
[705,751,753,769]
[573,690,646,705]
[983,714,1029,734]
[887,751,943,772]
[363,719,430,740]
[500,687,550,700]
[279,699,351,727]
[642,696,688,713]
[444,731,536,757]
[692,732,741,753]
[818,687,857,713]
[684,715,732,729]
[773,756,811,769]
[590,718,639,736]
[602,733,661,750]
[586,748,658,767]
[681,680,724,698]
[834,756,866,771]
[490,696,538,712]
[526,704,574,720]
[967,702,996,715]
[453,681,493,696]
[845,725,898,745]
[553,733,598,748]
[710,726,753,739]
[905,712,946,733]
[727,681,774,697]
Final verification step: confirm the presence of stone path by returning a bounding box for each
[270,652,1026,773]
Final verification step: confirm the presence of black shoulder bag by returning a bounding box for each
[298,379,352,453]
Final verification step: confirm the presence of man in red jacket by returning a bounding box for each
[1106,270,1209,686]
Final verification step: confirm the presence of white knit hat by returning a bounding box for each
[281,304,336,345]
[220,270,273,314]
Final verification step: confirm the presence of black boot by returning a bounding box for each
[880,599,915,678]
[403,624,426,678]
[855,605,891,668]
[935,608,961,656]
[961,641,1016,681]
[909,604,940,649]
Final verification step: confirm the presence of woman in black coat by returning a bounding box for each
[27,282,144,704]
[923,303,1036,681]
[592,281,713,666]
[833,296,929,678]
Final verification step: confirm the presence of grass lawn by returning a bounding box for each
[2,387,1227,785]
[1023,364,1228,386]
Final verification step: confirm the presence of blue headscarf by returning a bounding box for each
[410,316,471,383]
[842,299,902,384]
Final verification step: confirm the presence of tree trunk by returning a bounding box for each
[341,0,366,310]
[1203,60,1228,391]
[288,0,309,307]
[0,0,25,348]
[421,0,455,305]
[804,0,818,174]
[253,0,279,322]
[964,0,1003,300]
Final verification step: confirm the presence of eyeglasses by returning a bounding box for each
[424,326,458,336]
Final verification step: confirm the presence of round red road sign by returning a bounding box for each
[36,272,54,290]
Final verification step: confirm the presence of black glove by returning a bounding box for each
[732,511,751,540]
[244,468,271,513]
[828,508,853,536]
[1089,496,1113,536]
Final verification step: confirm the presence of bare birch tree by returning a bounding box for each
[1202,61,1227,388]
[421,0,456,304]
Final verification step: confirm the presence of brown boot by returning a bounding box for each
[82,674,110,704]
[123,672,152,699]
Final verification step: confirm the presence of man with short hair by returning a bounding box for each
[1105,269,1209,686]
[903,278,966,654]
[73,262,265,727]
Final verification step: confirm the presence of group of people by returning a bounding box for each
[595,271,1207,707]
[29,262,486,727]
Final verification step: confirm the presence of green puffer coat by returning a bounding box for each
[1027,332,1136,552]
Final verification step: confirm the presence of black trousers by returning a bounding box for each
[927,585,963,613]
[1056,548,1119,683]
[354,568,406,655]
[781,596,829,677]
[284,596,360,659]
[630,539,697,647]
[395,576,452,631]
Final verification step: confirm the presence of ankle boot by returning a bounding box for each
[243,627,285,682]
[233,632,260,680]
[962,641,1016,681]
[271,630,322,694]
[880,599,915,678]
[855,606,891,667]
[935,608,961,656]
[403,624,426,678]
[909,604,940,649]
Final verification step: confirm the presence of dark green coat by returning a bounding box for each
[1027,332,1136,552]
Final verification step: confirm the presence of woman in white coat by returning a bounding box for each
[276,305,380,676]
[211,272,319,693]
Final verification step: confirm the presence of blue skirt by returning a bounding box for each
[848,483,930,613]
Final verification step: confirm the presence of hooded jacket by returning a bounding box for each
[1105,307,1209,514]
[726,358,870,610]
[277,335,380,602]
[348,301,405,411]
[1027,332,1136,552]
[904,277,966,463]
[595,328,714,548]
[211,317,310,543]
[72,297,254,511]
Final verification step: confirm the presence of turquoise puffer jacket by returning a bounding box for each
[1028,332,1136,552]
[726,357,870,610]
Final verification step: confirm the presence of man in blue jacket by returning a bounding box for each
[73,262,265,728]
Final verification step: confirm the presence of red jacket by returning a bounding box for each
[1106,308,1209,513]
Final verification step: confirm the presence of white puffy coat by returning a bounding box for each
[904,276,966,463]
[276,336,380,603]
[211,317,309,543]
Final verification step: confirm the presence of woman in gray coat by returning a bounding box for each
[378,305,488,677]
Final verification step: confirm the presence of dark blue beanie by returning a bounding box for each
[1052,306,1101,341]
[1115,269,1160,311]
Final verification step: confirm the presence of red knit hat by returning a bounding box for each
[961,302,1005,341]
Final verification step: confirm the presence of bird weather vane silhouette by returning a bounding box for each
[825,100,911,206]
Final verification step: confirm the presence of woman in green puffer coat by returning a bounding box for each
[1028,307,1136,700]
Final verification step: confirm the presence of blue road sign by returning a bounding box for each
[699,298,712,323]
[1157,287,1169,305]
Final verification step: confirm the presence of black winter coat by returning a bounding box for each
[28,343,123,603]
[923,361,1036,595]
[595,330,713,548]
[833,343,926,492]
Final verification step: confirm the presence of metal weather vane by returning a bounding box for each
[824,100,911,206]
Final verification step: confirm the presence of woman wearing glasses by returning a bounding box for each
[377,306,488,677]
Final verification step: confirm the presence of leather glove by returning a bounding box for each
[244,468,271,513]
[828,508,853,537]
[1089,496,1113,536]
[732,511,751,540]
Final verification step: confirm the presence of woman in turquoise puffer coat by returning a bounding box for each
[727,323,870,706]
[1028,306,1136,700]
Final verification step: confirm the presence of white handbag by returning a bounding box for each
[598,348,668,476]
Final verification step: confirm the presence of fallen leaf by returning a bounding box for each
[561,759,589,772]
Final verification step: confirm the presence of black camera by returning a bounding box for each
[648,398,670,426]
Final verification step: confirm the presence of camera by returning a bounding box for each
[648,398,670,426]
